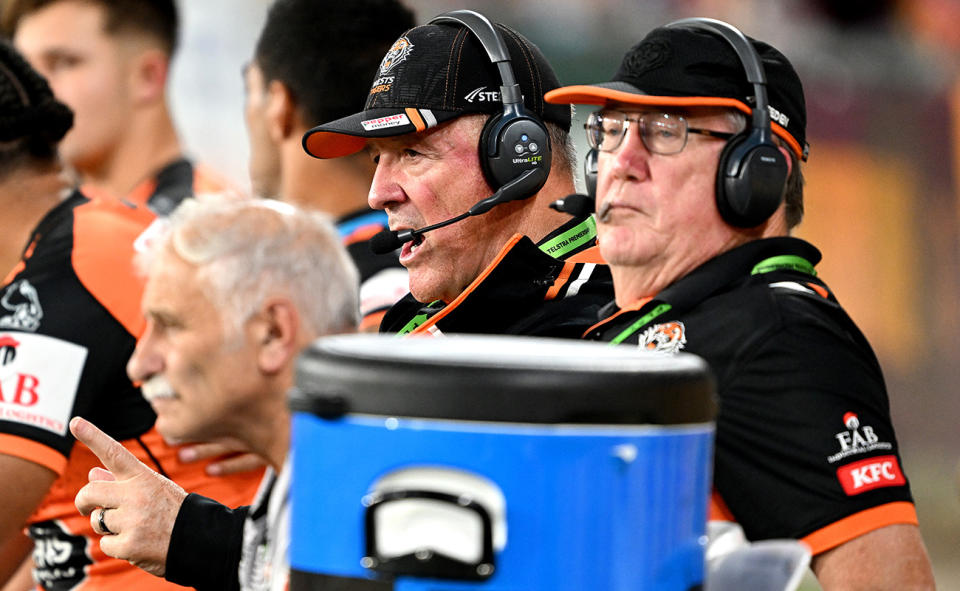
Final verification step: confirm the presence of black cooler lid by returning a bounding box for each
[290,334,715,425]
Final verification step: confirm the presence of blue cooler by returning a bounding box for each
[288,334,716,591]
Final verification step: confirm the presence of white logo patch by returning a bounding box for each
[637,321,686,354]
[378,37,414,75]
[0,279,43,332]
[827,411,893,464]
[361,113,411,131]
[0,332,87,436]
[464,87,501,103]
[768,105,790,128]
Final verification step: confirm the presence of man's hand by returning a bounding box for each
[176,436,266,477]
[71,416,187,577]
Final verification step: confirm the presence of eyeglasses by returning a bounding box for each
[584,110,736,154]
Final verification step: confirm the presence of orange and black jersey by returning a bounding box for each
[0,190,154,464]
[0,162,260,591]
[380,215,613,337]
[584,237,917,555]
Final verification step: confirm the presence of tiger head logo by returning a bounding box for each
[378,37,414,75]
[0,279,43,332]
[637,321,686,354]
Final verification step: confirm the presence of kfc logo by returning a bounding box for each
[836,455,905,495]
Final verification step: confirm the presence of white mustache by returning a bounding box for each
[141,375,176,402]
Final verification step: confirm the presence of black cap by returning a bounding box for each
[0,39,73,144]
[303,21,571,159]
[546,24,808,161]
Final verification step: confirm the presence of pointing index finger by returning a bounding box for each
[70,416,148,479]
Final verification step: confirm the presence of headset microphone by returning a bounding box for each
[549,193,594,218]
[369,168,546,255]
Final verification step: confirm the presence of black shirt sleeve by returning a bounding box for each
[712,293,912,542]
[165,493,250,591]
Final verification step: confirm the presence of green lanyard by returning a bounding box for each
[538,216,597,259]
[607,254,816,345]
[750,254,816,276]
[395,301,443,335]
[608,303,673,345]
[397,218,598,336]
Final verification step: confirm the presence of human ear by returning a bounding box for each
[266,80,296,143]
[131,48,169,104]
[254,298,300,374]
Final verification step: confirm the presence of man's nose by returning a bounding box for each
[368,157,406,211]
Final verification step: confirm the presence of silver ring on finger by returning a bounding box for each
[98,507,117,536]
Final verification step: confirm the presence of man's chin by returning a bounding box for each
[154,416,195,447]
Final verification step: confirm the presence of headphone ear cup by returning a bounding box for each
[478,113,502,188]
[715,130,789,227]
[478,112,552,193]
[584,148,598,200]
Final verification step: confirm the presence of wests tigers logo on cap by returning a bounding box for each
[378,37,414,75]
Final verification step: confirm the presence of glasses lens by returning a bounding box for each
[586,111,626,152]
[641,112,686,155]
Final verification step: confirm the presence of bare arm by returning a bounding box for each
[812,524,936,591]
[0,550,34,591]
[0,454,56,586]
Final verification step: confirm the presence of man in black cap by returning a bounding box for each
[547,19,936,590]
[303,11,612,337]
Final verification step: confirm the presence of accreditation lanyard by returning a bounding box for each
[395,217,598,337]
[607,254,816,345]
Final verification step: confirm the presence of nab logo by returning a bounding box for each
[0,335,18,366]
[836,455,905,495]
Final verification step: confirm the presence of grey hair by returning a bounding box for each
[725,110,804,229]
[139,194,359,338]
[547,119,576,179]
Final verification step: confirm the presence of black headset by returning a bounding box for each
[584,18,788,228]
[428,10,552,200]
[667,18,788,227]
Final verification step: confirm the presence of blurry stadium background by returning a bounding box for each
[20,0,960,587]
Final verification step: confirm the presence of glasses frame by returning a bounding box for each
[585,110,736,154]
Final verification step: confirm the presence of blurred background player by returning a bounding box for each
[169,0,415,478]
[243,0,413,330]
[0,37,260,591]
[3,0,233,213]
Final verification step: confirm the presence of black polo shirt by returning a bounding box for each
[381,215,613,338]
[585,237,917,554]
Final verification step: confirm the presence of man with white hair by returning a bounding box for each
[70,195,360,591]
